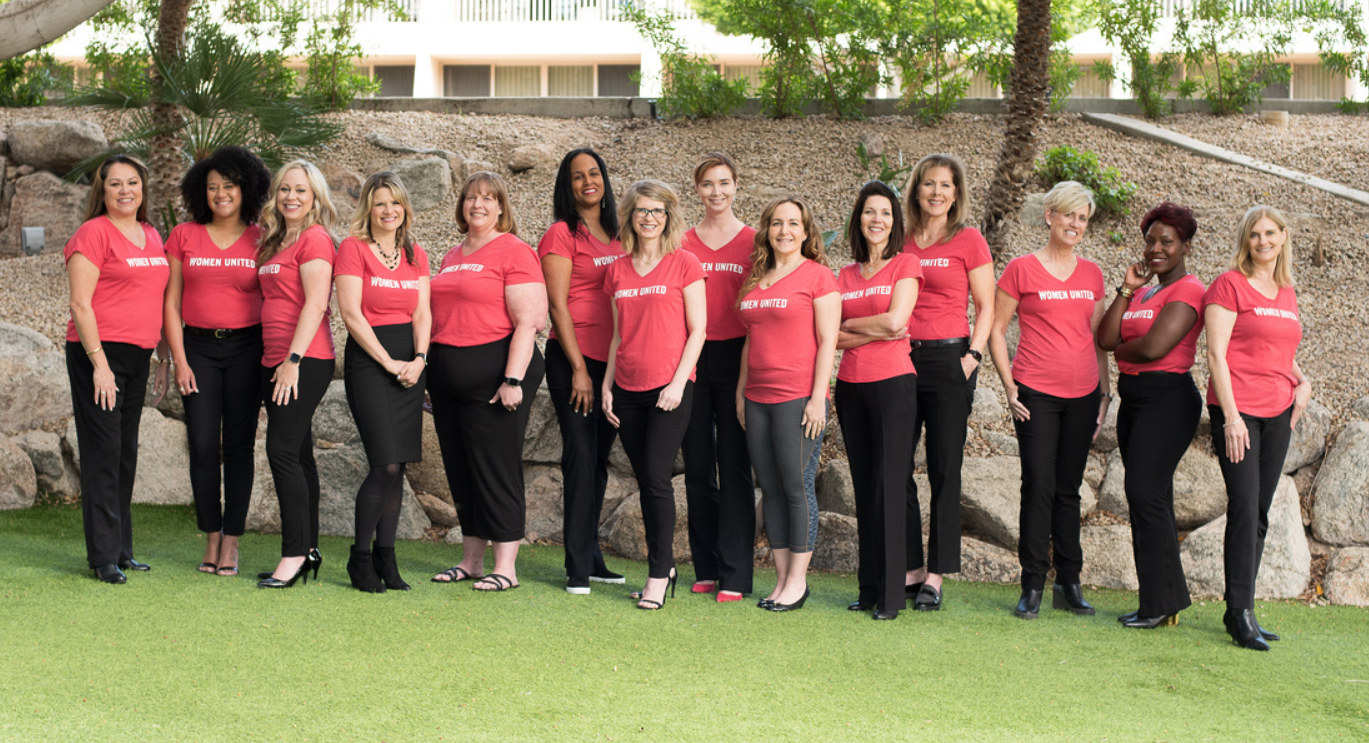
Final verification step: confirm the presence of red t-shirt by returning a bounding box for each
[1204,270,1302,418]
[904,227,992,340]
[997,253,1104,399]
[64,216,169,350]
[681,225,754,341]
[258,224,336,366]
[165,222,262,329]
[836,253,923,383]
[602,249,706,391]
[334,237,430,328]
[1116,273,1205,375]
[739,260,839,404]
[431,233,544,348]
[536,221,625,362]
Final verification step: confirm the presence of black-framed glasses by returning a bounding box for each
[633,208,667,219]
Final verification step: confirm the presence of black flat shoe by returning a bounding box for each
[769,587,810,613]
[904,581,924,600]
[757,598,775,609]
[872,608,899,620]
[1123,614,1178,629]
[118,559,150,572]
[914,585,942,612]
[848,598,875,611]
[1118,610,1139,623]
[1052,583,1095,615]
[1015,588,1042,619]
[1227,608,1270,651]
[94,564,126,584]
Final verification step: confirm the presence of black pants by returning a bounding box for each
[837,374,916,613]
[545,339,617,579]
[262,357,333,558]
[66,341,151,568]
[1118,372,1198,617]
[1012,382,1100,590]
[428,337,545,543]
[908,343,976,574]
[182,327,263,536]
[614,382,694,579]
[681,337,754,594]
[1210,404,1293,611]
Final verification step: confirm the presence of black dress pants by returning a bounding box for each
[837,374,916,613]
[66,341,151,568]
[1210,404,1293,611]
[545,339,617,579]
[613,382,694,579]
[1117,372,1198,617]
[428,337,545,543]
[182,327,263,537]
[262,357,333,558]
[681,337,755,594]
[1012,382,1100,590]
[907,343,976,574]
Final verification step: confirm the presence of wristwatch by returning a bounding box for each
[415,352,427,365]
[965,349,983,362]
[288,352,302,364]
[503,376,522,387]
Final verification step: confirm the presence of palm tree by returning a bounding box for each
[0,0,115,60]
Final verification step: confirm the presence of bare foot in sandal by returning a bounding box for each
[472,573,520,591]
[216,535,239,576]
[199,531,222,573]
[431,565,484,583]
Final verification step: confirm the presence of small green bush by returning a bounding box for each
[0,51,74,107]
[1034,146,1138,218]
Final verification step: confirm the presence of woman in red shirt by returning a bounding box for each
[255,160,339,589]
[64,154,170,584]
[901,154,995,611]
[680,152,756,602]
[163,145,271,578]
[1097,203,1204,629]
[1205,205,1309,651]
[538,148,627,594]
[602,179,706,611]
[428,173,547,593]
[835,181,921,620]
[336,172,431,593]
[737,197,840,613]
[988,180,1109,619]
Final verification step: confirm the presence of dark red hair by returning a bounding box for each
[1140,202,1197,243]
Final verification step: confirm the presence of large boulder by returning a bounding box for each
[10,428,79,500]
[0,435,38,509]
[312,379,360,445]
[0,322,71,433]
[521,385,562,464]
[506,144,554,174]
[523,463,564,542]
[1283,398,1331,473]
[462,160,497,180]
[66,407,193,505]
[1078,524,1137,590]
[5,119,107,174]
[390,157,451,212]
[1323,547,1369,606]
[815,458,854,516]
[1092,402,1121,452]
[319,163,364,215]
[606,474,690,563]
[1352,396,1369,420]
[982,430,1018,456]
[405,412,448,502]
[969,386,1003,425]
[1311,421,1369,546]
[1097,444,1227,529]
[1179,475,1310,599]
[959,456,1095,550]
[416,491,457,528]
[957,536,1020,584]
[810,511,858,572]
[0,171,90,256]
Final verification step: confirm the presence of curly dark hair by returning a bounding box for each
[1140,202,1198,243]
[179,146,272,225]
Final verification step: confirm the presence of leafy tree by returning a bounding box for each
[0,48,73,106]
[1171,0,1292,115]
[1092,0,1182,118]
[623,1,749,118]
[1296,0,1369,113]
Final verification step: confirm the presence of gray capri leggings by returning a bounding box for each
[746,396,823,553]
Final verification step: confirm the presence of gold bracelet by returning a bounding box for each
[86,346,102,356]
[1116,286,1135,299]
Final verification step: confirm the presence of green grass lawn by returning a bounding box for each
[2,503,1366,741]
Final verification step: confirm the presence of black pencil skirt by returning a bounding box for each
[344,323,425,466]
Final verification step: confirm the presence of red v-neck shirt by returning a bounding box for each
[603,249,706,391]
[681,225,754,342]
[739,259,839,403]
[836,253,922,383]
[998,253,1104,398]
[1204,270,1302,417]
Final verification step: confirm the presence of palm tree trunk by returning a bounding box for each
[0,0,115,61]
[148,0,195,230]
[980,0,1052,259]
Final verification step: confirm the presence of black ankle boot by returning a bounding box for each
[371,544,410,591]
[1228,608,1270,651]
[1052,583,1095,615]
[347,547,385,594]
[1015,588,1043,619]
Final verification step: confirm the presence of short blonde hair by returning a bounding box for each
[350,171,419,266]
[455,171,518,236]
[617,180,684,257]
[258,160,338,264]
[1042,180,1096,222]
[1232,205,1294,287]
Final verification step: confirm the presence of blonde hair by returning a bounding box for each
[350,171,419,266]
[617,180,684,257]
[455,172,518,236]
[737,196,827,305]
[1232,205,1294,287]
[904,153,969,243]
[83,154,150,224]
[1042,180,1096,222]
[258,160,337,265]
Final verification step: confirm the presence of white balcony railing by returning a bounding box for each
[422,0,697,23]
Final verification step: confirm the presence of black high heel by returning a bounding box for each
[635,568,677,610]
[1227,608,1270,651]
[372,544,410,591]
[347,547,385,594]
[1123,614,1179,629]
[1052,583,1096,615]
[257,558,309,589]
[308,548,322,580]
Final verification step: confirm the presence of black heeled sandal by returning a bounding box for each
[257,558,310,589]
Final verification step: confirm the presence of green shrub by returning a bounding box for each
[1034,146,1138,218]
[0,51,73,107]
[624,2,748,118]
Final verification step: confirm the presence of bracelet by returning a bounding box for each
[86,346,101,356]
[1297,376,1309,385]
[1223,421,1239,428]
[1116,286,1135,299]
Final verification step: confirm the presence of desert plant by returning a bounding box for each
[1034,145,1138,219]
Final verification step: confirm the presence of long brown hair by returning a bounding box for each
[258,160,337,265]
[737,196,826,305]
[350,171,418,266]
[83,154,150,223]
[904,153,968,245]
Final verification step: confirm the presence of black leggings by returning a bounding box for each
[908,343,976,574]
[545,339,617,580]
[1210,404,1293,611]
[66,341,151,568]
[1012,382,1100,590]
[614,382,694,579]
[262,357,333,558]
[837,374,916,612]
[1117,372,1199,617]
[681,337,754,594]
[181,327,262,537]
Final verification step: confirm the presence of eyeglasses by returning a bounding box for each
[633,208,667,219]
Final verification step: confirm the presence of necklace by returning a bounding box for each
[1142,271,1188,303]
[375,240,401,270]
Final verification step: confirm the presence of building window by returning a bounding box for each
[444,65,491,96]
[723,65,762,90]
[597,65,640,96]
[374,65,415,97]
[1293,63,1345,100]
[1070,65,1110,98]
[967,72,999,98]
[549,65,594,96]
[495,66,540,96]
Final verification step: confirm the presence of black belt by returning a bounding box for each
[911,337,969,350]
[184,324,261,339]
